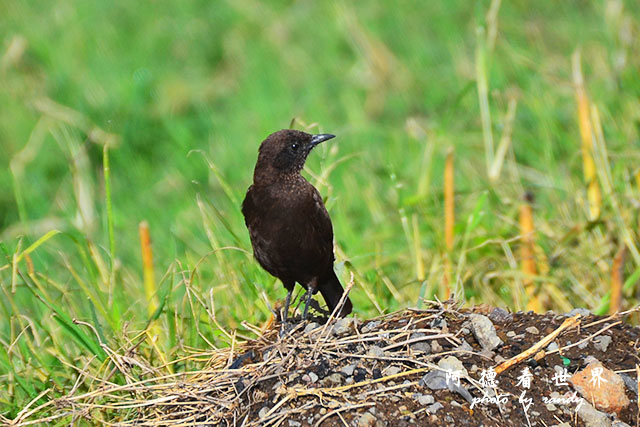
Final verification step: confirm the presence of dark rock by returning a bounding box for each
[488,307,513,323]
[373,368,382,379]
[620,374,638,395]
[430,317,447,330]
[354,368,367,382]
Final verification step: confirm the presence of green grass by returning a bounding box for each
[1,0,640,421]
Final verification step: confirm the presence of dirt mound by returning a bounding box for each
[13,303,640,426]
[217,304,639,426]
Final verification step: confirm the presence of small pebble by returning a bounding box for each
[410,332,431,353]
[525,326,539,335]
[620,374,638,395]
[584,355,598,365]
[288,421,301,427]
[456,339,473,353]
[592,335,612,352]
[354,368,367,382]
[546,342,559,352]
[321,373,342,386]
[479,349,495,359]
[357,412,378,427]
[361,321,380,333]
[565,308,591,317]
[304,322,320,334]
[412,342,431,355]
[341,363,357,376]
[372,368,382,379]
[570,360,630,414]
[576,399,612,427]
[414,393,435,405]
[489,307,513,323]
[258,407,268,419]
[546,403,557,411]
[438,355,468,376]
[367,345,386,358]
[331,317,356,336]
[420,371,448,390]
[426,402,444,414]
[385,366,401,376]
[431,341,443,353]
[506,331,516,338]
[469,314,503,351]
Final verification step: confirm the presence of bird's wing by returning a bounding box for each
[241,185,255,225]
[307,187,335,259]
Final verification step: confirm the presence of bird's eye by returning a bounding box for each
[291,143,299,151]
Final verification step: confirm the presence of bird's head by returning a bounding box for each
[254,129,335,181]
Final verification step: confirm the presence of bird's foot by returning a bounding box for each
[279,319,293,337]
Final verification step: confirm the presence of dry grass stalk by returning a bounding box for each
[139,221,164,359]
[444,148,455,252]
[610,245,627,314]
[572,51,601,221]
[519,194,540,312]
[590,104,640,265]
[476,26,494,177]
[488,97,517,183]
[13,303,640,425]
[495,314,581,375]
[443,147,455,299]
[12,303,463,426]
[485,0,502,52]
[412,214,425,284]
[139,221,159,316]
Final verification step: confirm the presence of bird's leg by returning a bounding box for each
[279,289,293,337]
[282,289,292,324]
[302,282,317,321]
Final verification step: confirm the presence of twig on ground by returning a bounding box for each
[495,314,581,374]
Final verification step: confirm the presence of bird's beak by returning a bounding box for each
[310,133,336,147]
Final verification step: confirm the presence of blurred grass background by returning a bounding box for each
[1,0,640,419]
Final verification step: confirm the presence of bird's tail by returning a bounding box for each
[319,271,353,317]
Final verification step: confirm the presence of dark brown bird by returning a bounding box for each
[242,129,353,321]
